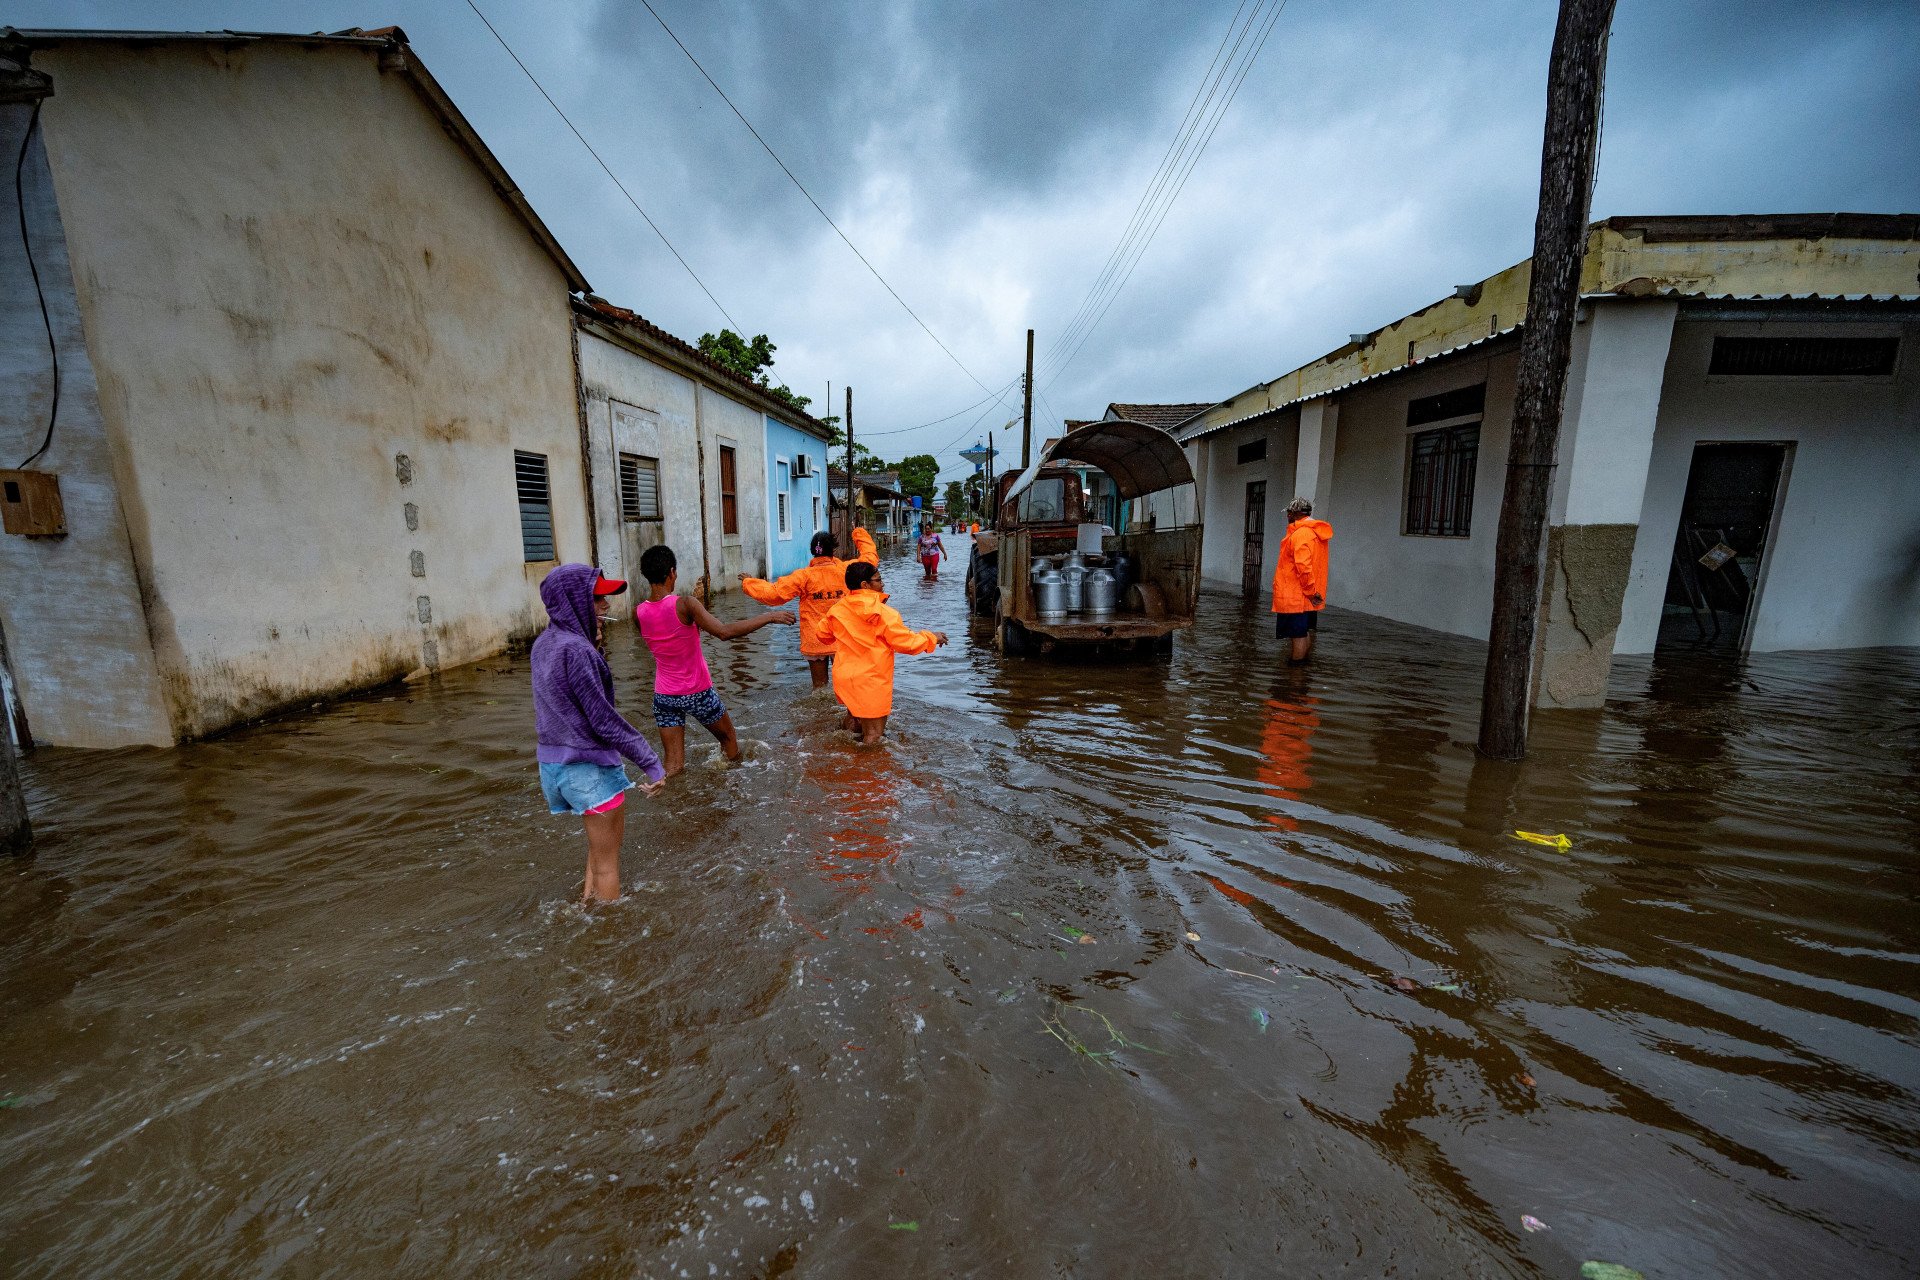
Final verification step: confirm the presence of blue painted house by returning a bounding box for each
[763,414,835,577]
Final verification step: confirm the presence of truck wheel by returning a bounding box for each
[1001,619,1031,655]
[1154,633,1175,658]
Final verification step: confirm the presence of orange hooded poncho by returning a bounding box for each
[817,590,939,719]
[740,527,878,657]
[1271,518,1333,614]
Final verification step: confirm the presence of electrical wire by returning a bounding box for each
[463,0,742,331]
[1044,0,1288,390]
[630,0,998,398]
[857,373,1024,439]
[15,100,60,471]
[1038,0,1253,378]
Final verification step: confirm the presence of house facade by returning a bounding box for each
[1178,214,1920,708]
[763,414,833,577]
[573,298,828,600]
[0,28,594,748]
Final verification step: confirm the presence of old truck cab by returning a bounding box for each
[965,419,1201,656]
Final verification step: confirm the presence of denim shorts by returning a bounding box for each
[539,761,633,815]
[652,687,726,728]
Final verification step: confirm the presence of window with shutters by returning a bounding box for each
[619,453,661,521]
[718,444,739,536]
[514,450,556,561]
[776,459,792,538]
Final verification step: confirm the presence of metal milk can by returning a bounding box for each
[1034,570,1068,621]
[1061,561,1088,613]
[1084,567,1117,618]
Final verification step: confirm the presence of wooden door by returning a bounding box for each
[1242,480,1266,597]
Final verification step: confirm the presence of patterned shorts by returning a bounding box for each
[652,686,727,728]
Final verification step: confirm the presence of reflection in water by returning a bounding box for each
[4,543,1918,1278]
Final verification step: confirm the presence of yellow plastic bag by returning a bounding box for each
[1512,830,1572,851]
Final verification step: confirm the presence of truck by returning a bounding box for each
[964,418,1201,656]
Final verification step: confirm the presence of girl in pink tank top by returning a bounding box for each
[633,545,795,777]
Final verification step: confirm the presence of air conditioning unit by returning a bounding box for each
[791,454,814,478]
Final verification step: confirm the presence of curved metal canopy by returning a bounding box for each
[1003,419,1194,502]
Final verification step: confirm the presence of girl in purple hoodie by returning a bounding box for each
[531,563,665,902]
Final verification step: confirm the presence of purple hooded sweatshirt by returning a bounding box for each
[531,563,664,782]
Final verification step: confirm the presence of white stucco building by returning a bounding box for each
[0,28,597,747]
[574,297,829,606]
[1177,215,1920,707]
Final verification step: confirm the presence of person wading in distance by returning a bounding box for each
[818,561,947,744]
[1271,497,1333,665]
[739,525,879,690]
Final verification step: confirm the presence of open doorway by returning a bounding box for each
[1658,442,1791,651]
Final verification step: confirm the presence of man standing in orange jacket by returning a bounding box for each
[1271,497,1333,665]
[739,526,879,689]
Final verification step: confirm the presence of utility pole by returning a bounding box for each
[0,724,25,854]
[1020,328,1035,470]
[844,385,855,538]
[1477,0,1617,760]
[986,429,996,529]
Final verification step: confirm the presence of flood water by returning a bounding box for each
[5,537,1919,1278]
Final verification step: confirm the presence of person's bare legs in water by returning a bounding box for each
[808,656,831,690]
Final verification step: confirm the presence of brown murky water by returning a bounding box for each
[5,538,1919,1278]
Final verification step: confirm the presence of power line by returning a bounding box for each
[1038,0,1253,377]
[1040,0,1289,391]
[631,0,997,397]
[463,0,742,331]
[858,374,1024,440]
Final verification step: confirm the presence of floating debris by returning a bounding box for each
[1040,1004,1168,1066]
[1390,976,1419,992]
[1432,982,1462,994]
[1186,931,1201,942]
[1521,1214,1549,1233]
[1251,1007,1270,1032]
[1512,830,1572,851]
[889,1221,919,1232]
[1519,1072,1537,1089]
[1579,1265,1644,1280]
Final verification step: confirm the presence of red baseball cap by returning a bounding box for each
[592,573,628,596]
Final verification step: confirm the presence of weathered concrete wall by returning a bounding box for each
[32,42,589,740]
[1617,313,1920,653]
[1320,350,1521,639]
[764,414,831,578]
[1195,411,1297,593]
[0,102,173,747]
[1535,301,1678,707]
[698,387,768,585]
[576,326,703,607]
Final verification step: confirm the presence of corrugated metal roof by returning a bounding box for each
[1180,326,1526,443]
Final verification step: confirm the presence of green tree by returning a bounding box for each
[943,480,964,515]
[895,454,939,504]
[697,329,812,414]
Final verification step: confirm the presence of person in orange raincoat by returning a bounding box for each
[738,525,878,688]
[1271,497,1333,665]
[818,561,948,744]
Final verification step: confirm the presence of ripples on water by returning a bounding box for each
[4,539,1918,1277]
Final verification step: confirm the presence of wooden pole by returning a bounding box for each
[1021,328,1034,470]
[986,429,996,529]
[1477,0,1616,761]
[844,385,855,538]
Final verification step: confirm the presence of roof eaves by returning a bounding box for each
[1182,325,1526,444]
[573,297,833,439]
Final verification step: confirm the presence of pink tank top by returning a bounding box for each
[635,596,713,695]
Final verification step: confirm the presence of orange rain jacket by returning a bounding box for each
[740,527,878,657]
[817,590,939,719]
[1271,518,1333,614]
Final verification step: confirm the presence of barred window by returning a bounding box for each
[1404,424,1479,537]
[514,450,555,561]
[619,453,660,521]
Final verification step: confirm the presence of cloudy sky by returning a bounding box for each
[25,1,1920,481]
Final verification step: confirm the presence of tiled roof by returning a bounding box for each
[573,297,830,437]
[1107,403,1215,430]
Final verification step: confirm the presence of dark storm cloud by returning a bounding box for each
[18,0,1920,472]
